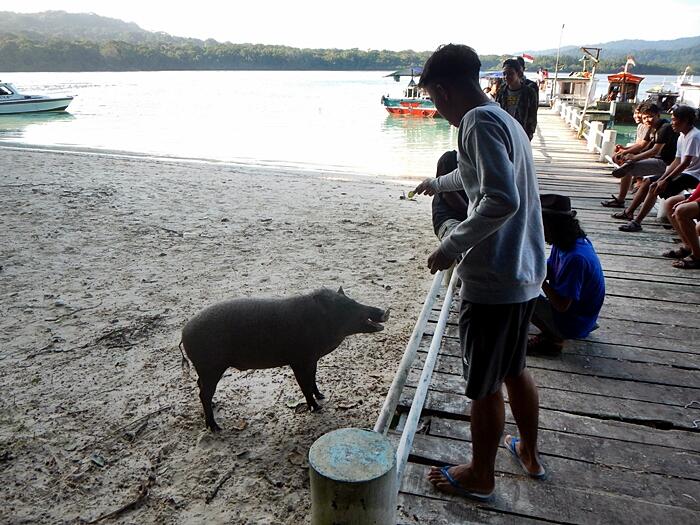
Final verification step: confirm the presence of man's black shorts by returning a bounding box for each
[660,173,699,199]
[458,298,537,400]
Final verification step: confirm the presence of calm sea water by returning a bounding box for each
[0,71,675,179]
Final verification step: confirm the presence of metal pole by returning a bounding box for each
[550,23,565,101]
[373,271,444,435]
[395,269,459,483]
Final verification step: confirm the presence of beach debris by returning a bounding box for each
[229,418,248,431]
[89,453,106,468]
[221,217,229,222]
[205,467,236,504]
[124,420,148,442]
[399,191,417,201]
[85,473,156,523]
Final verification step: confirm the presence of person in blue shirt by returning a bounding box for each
[529,194,606,355]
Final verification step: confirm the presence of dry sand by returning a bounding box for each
[0,146,438,524]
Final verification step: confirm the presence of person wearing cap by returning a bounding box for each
[412,44,546,501]
[529,194,605,355]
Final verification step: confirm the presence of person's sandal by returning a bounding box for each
[662,247,691,259]
[611,210,633,220]
[673,256,700,269]
[527,335,563,356]
[619,220,642,232]
[601,195,625,208]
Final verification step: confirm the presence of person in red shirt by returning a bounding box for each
[663,182,700,269]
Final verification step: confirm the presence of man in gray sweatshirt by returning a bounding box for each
[413,44,547,500]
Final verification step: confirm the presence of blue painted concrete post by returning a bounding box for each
[309,428,396,524]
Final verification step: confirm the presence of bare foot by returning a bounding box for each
[504,435,545,478]
[427,464,494,498]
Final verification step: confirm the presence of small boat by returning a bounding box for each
[677,67,700,110]
[0,81,73,115]
[645,84,679,113]
[381,67,439,118]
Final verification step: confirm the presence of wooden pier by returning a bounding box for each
[393,112,700,524]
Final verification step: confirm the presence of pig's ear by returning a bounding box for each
[337,286,345,296]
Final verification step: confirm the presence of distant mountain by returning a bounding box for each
[0,11,697,74]
[526,36,700,57]
[0,10,203,45]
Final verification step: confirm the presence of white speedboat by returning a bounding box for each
[0,81,73,114]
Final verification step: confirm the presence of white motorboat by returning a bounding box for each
[0,81,73,115]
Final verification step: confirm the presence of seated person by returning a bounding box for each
[431,150,468,240]
[528,194,605,355]
[601,103,677,209]
[612,103,650,165]
[663,182,700,269]
[616,105,698,232]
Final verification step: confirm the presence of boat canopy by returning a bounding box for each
[385,67,423,82]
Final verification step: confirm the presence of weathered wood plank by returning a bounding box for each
[397,430,699,510]
[399,461,697,524]
[419,332,700,368]
[399,385,699,431]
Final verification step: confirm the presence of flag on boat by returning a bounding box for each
[626,55,636,67]
[521,53,535,63]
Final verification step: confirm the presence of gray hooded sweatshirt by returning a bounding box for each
[429,102,545,304]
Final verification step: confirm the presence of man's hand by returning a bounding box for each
[413,178,436,197]
[427,247,454,274]
[655,179,668,194]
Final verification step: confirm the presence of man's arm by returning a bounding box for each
[655,156,693,193]
[542,281,573,312]
[439,116,520,259]
[625,142,663,163]
[525,87,538,139]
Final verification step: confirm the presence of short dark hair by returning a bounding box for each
[672,104,698,126]
[640,102,660,115]
[502,58,523,73]
[515,56,526,70]
[543,213,587,251]
[418,44,481,89]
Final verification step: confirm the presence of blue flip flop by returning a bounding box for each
[436,465,495,502]
[505,436,547,480]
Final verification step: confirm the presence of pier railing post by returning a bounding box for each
[588,121,603,152]
[309,428,396,525]
[600,129,617,162]
[570,108,579,129]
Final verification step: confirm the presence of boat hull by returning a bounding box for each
[382,97,439,118]
[0,97,73,115]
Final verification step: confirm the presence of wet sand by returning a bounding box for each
[0,145,437,524]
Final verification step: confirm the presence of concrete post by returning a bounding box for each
[600,129,618,162]
[309,428,396,525]
[588,121,604,152]
[552,99,561,113]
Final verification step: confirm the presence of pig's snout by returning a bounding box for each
[365,306,389,332]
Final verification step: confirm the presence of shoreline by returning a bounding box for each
[0,146,436,523]
[0,141,423,187]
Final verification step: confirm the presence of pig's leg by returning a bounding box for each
[291,363,321,412]
[197,368,224,432]
[310,361,325,400]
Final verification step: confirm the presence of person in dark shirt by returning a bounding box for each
[529,194,605,355]
[431,150,468,239]
[602,103,678,210]
[615,105,696,232]
[496,58,538,140]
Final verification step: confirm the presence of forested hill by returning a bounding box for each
[0,10,697,74]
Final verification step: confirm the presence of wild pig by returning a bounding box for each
[180,287,389,431]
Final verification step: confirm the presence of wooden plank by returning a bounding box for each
[428,350,700,397]
[419,332,700,368]
[397,387,700,452]
[398,430,699,510]
[399,384,699,432]
[408,365,698,412]
[399,461,697,524]
[424,417,700,482]
[397,492,545,525]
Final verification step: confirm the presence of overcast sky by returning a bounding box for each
[3,0,700,54]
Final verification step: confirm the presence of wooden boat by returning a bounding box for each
[381,67,439,118]
[0,81,73,114]
[678,67,700,110]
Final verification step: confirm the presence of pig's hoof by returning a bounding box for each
[314,391,325,400]
[207,421,222,432]
[308,403,323,413]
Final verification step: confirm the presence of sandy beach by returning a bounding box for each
[0,146,437,524]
